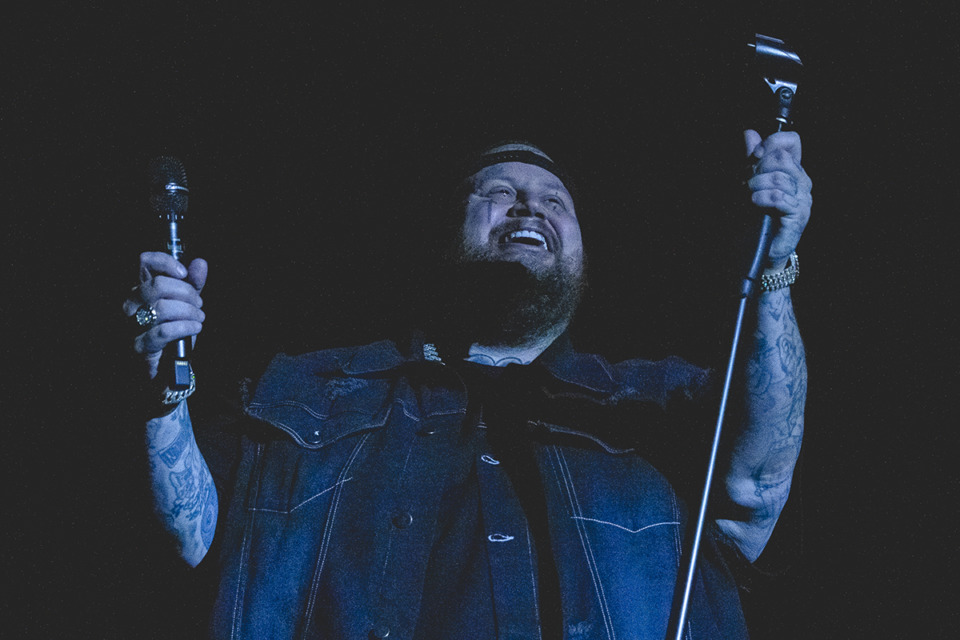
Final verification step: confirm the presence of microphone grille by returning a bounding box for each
[148,156,189,219]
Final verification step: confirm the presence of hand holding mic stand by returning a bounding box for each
[669,34,804,640]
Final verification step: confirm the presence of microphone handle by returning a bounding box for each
[164,217,193,391]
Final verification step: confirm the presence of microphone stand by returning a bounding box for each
[668,34,802,640]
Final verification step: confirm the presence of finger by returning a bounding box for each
[140,275,205,307]
[756,148,801,179]
[751,189,812,215]
[154,298,206,324]
[125,277,204,321]
[187,258,208,293]
[744,129,763,158]
[755,152,812,193]
[759,131,802,164]
[747,171,799,196]
[135,320,204,355]
[122,289,144,317]
[139,251,188,283]
[143,351,161,379]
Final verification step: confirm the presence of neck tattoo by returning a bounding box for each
[464,352,532,366]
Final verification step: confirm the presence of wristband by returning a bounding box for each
[759,252,799,292]
[161,368,196,405]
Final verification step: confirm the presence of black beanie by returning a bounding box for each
[463,140,577,202]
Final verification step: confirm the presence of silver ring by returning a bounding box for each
[135,304,158,328]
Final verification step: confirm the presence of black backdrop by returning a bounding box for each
[5,2,957,637]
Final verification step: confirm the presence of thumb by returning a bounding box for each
[187,258,208,293]
[744,129,763,158]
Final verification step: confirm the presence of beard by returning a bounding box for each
[429,236,586,348]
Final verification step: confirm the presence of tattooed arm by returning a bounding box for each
[123,251,214,566]
[146,400,218,567]
[716,288,806,561]
[714,130,812,562]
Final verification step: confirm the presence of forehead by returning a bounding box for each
[471,162,571,196]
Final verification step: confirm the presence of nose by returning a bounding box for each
[506,197,546,219]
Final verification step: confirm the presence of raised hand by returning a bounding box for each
[744,129,813,270]
[122,252,207,379]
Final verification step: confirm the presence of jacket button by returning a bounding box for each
[392,512,413,529]
[369,624,390,638]
[417,425,438,436]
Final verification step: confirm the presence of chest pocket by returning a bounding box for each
[247,434,371,515]
[244,374,400,514]
[247,375,398,446]
[542,443,684,539]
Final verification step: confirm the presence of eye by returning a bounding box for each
[484,185,516,205]
[543,196,566,212]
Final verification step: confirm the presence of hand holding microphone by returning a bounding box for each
[123,252,207,380]
[122,157,208,388]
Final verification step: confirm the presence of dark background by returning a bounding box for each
[5,1,957,637]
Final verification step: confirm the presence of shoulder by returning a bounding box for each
[608,354,714,405]
[544,336,713,407]
[244,336,422,411]
[258,338,410,383]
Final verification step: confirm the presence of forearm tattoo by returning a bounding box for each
[741,290,807,522]
[146,401,218,558]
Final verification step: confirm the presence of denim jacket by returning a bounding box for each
[206,333,749,639]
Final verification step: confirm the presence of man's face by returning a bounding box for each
[460,162,584,278]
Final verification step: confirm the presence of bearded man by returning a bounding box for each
[124,133,811,639]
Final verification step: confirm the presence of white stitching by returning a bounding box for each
[670,492,693,640]
[369,431,422,618]
[248,399,328,419]
[301,433,370,636]
[247,477,355,514]
[399,404,420,421]
[231,442,263,639]
[570,517,681,534]
[670,492,682,566]
[525,526,542,640]
[553,448,616,640]
[548,353,616,391]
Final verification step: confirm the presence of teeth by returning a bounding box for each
[505,230,548,248]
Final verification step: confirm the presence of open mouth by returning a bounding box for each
[499,229,549,251]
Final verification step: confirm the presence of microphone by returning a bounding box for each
[742,33,804,298]
[749,33,803,133]
[148,156,193,391]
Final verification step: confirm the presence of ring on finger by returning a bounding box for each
[135,304,159,328]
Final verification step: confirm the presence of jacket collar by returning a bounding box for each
[533,331,618,395]
[247,331,625,450]
[261,330,619,392]
[340,339,408,374]
[423,329,618,395]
